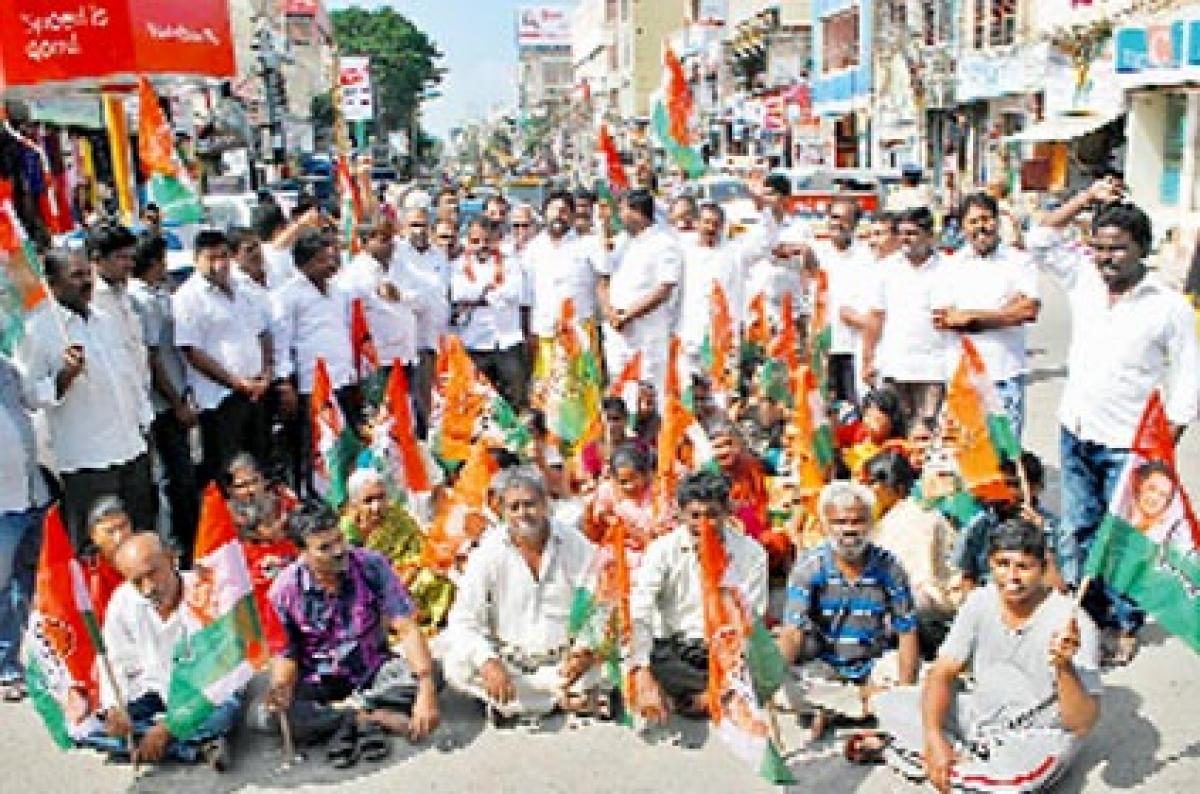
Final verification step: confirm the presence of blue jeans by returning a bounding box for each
[1059,426,1143,632]
[79,691,242,762]
[994,375,1026,441]
[0,507,43,681]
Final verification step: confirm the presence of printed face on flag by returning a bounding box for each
[1113,455,1194,553]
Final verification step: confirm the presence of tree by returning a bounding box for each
[331,7,444,138]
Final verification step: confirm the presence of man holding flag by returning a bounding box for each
[85,533,242,770]
[1028,179,1200,664]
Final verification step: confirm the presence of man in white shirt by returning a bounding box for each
[631,470,768,723]
[449,216,528,409]
[742,174,817,345]
[336,219,419,392]
[572,189,597,237]
[1027,179,1200,651]
[525,190,607,398]
[676,202,750,390]
[668,194,700,245]
[88,223,149,396]
[597,189,684,402]
[865,206,952,422]
[392,208,450,433]
[173,230,273,492]
[271,230,356,494]
[934,193,1040,438]
[443,467,601,719]
[886,164,935,213]
[252,203,323,290]
[814,198,878,404]
[19,250,155,547]
[85,533,240,769]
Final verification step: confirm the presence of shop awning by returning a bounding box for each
[1004,112,1124,143]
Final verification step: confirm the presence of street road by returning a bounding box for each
[1,274,1197,793]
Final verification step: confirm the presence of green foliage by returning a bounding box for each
[331,7,444,133]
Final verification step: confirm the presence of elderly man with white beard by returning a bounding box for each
[442,467,605,721]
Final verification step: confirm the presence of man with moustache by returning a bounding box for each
[449,216,528,409]
[876,519,1101,793]
[525,190,608,395]
[776,481,919,735]
[443,467,602,720]
[174,230,273,490]
[19,249,156,546]
[271,230,356,495]
[1026,179,1199,664]
[863,206,953,422]
[932,193,1040,438]
[392,207,451,432]
[630,470,768,723]
[86,533,242,769]
[263,500,440,752]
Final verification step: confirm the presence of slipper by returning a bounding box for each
[1112,634,1139,667]
[2,683,26,703]
[326,718,359,769]
[357,723,391,763]
[844,731,890,765]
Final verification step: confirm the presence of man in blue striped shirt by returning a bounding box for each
[777,480,920,736]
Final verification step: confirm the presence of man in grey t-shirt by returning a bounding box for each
[875,518,1102,793]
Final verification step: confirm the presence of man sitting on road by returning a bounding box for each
[630,470,768,723]
[776,480,920,737]
[84,533,241,770]
[876,518,1101,792]
[262,500,440,766]
[442,466,603,721]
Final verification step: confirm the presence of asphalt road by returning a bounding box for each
[1,274,1197,793]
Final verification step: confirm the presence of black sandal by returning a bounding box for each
[326,718,359,769]
[357,723,392,762]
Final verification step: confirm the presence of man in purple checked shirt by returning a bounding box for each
[261,500,439,767]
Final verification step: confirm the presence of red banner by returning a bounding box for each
[0,0,234,91]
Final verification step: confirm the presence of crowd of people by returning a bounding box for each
[1,163,1197,792]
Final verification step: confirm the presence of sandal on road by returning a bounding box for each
[326,719,359,769]
[357,723,392,763]
[844,731,890,765]
[2,682,26,703]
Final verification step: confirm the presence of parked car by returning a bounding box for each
[678,176,761,237]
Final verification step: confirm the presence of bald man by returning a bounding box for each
[81,533,242,770]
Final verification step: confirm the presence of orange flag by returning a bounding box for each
[745,292,769,349]
[597,123,630,192]
[696,515,730,711]
[350,297,380,382]
[382,362,431,493]
[433,337,486,463]
[663,44,694,146]
[944,341,1018,503]
[709,282,735,397]
[769,291,798,372]
[422,439,496,572]
[137,76,178,178]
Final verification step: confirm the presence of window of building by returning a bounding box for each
[822,8,860,72]
[922,0,951,46]
[1161,93,1186,206]
[972,0,1017,49]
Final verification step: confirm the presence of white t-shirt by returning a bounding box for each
[173,273,269,411]
[814,240,876,355]
[262,243,298,290]
[391,240,450,353]
[524,231,608,336]
[938,244,1039,381]
[606,225,683,348]
[875,251,953,382]
[336,252,419,366]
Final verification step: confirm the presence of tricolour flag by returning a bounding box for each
[165,485,266,739]
[698,517,795,784]
[1,181,49,355]
[369,361,433,495]
[789,367,834,507]
[350,296,385,405]
[335,153,364,254]
[537,298,602,450]
[431,336,530,466]
[24,507,105,748]
[569,515,635,725]
[808,269,832,398]
[1084,390,1200,652]
[944,337,1019,502]
[597,123,629,193]
[651,45,706,179]
[137,76,204,223]
[700,281,736,406]
[422,439,496,573]
[311,356,363,509]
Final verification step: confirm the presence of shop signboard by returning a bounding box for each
[516,6,571,49]
[956,47,1043,103]
[1114,19,1200,85]
[339,56,374,122]
[1,0,234,91]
